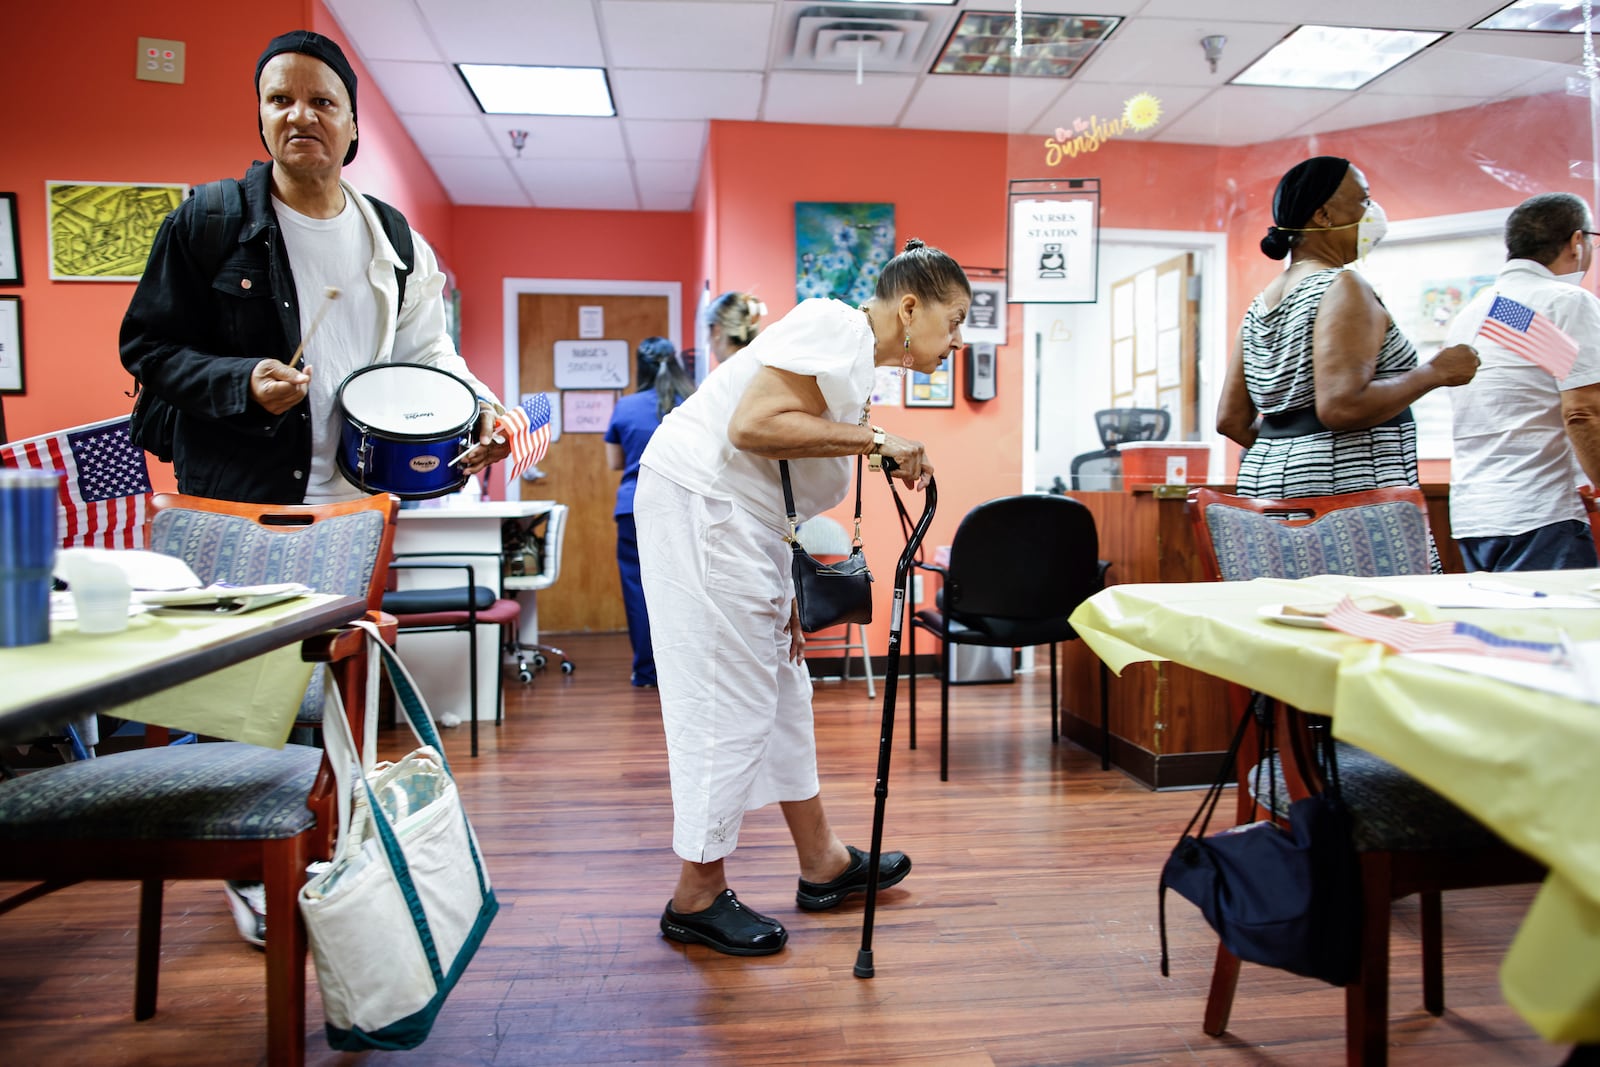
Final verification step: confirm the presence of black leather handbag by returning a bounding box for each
[1158,694,1362,987]
[780,456,874,634]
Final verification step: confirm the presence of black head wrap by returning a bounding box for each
[1260,155,1350,260]
[255,30,359,165]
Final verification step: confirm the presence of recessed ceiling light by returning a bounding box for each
[1230,24,1444,90]
[456,63,615,117]
[931,10,1120,77]
[1476,1,1587,32]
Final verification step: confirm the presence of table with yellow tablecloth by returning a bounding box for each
[1068,569,1600,1043]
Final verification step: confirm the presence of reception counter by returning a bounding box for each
[1060,482,1459,788]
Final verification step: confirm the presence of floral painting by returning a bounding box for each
[795,202,895,304]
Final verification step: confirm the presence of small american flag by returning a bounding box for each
[497,394,552,480]
[1477,294,1579,379]
[1323,596,1559,664]
[0,415,153,549]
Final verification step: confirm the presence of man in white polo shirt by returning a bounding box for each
[1445,192,1600,571]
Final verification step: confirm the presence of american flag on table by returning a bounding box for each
[1323,596,1560,664]
[1477,294,1579,379]
[0,415,152,548]
[496,393,552,480]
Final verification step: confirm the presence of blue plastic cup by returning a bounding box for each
[0,469,62,647]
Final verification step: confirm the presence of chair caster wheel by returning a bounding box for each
[532,653,548,670]
[518,669,534,683]
[560,661,575,675]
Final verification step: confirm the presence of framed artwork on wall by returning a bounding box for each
[0,296,24,394]
[0,194,21,285]
[905,351,955,408]
[795,202,895,304]
[46,180,186,281]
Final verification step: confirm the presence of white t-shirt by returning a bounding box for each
[1446,259,1600,537]
[640,298,875,532]
[274,193,378,502]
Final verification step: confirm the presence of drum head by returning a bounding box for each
[338,364,477,438]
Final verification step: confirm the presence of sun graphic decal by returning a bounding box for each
[1122,92,1162,131]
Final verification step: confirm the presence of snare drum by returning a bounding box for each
[336,363,479,499]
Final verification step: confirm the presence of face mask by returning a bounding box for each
[1353,200,1388,258]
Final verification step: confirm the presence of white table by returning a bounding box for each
[392,499,555,724]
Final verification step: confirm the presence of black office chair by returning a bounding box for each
[1095,407,1170,446]
[1069,408,1171,491]
[907,494,1111,781]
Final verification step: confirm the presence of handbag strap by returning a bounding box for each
[316,623,495,985]
[779,454,864,547]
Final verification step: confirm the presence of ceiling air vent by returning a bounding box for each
[782,5,943,74]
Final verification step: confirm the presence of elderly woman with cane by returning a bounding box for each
[636,239,970,957]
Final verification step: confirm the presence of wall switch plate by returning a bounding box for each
[137,38,185,84]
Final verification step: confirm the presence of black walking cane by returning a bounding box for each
[854,462,937,979]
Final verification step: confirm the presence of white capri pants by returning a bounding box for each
[634,468,819,863]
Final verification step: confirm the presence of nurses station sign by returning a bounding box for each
[1007,178,1100,304]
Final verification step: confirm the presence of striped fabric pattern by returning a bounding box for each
[1236,268,1424,500]
[0,415,152,548]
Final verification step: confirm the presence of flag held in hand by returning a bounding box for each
[497,394,552,479]
[1477,294,1578,379]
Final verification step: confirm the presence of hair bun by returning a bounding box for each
[1259,227,1292,261]
[902,238,927,253]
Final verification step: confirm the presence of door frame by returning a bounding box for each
[500,277,682,496]
[1019,228,1227,496]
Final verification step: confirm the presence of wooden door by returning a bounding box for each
[515,293,670,632]
[1107,252,1200,438]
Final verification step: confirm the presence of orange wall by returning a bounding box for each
[448,207,698,394]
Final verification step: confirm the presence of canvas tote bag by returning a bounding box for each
[299,620,498,1050]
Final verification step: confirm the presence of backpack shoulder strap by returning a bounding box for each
[188,178,245,282]
[365,195,414,315]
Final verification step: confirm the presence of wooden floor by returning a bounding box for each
[0,633,1562,1066]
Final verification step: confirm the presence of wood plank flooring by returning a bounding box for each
[0,634,1560,1066]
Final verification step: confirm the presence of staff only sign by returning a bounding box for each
[1007,181,1100,304]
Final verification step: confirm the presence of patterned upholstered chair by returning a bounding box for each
[907,493,1111,781]
[1185,487,1545,1067]
[146,493,398,731]
[0,492,397,1067]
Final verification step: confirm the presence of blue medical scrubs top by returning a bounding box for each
[604,390,675,517]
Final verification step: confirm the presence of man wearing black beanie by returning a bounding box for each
[122,28,509,507]
[119,30,512,949]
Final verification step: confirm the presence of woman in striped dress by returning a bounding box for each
[1217,157,1480,500]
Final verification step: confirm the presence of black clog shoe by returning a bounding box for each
[795,845,912,911]
[660,889,788,956]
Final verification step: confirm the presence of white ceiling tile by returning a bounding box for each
[485,117,628,160]
[639,187,696,211]
[1155,85,1346,146]
[763,72,918,126]
[1447,29,1587,63]
[428,155,531,207]
[899,74,1066,133]
[634,159,701,194]
[611,71,766,120]
[1291,91,1487,138]
[1505,68,1586,99]
[624,119,709,161]
[1365,42,1568,98]
[415,0,605,65]
[325,0,444,62]
[1132,0,1507,31]
[602,1,775,71]
[367,60,480,116]
[515,158,640,209]
[1076,19,1297,87]
[402,114,502,157]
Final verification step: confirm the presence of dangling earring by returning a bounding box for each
[901,331,914,372]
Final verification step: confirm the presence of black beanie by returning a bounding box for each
[255,30,359,165]
[1260,155,1350,260]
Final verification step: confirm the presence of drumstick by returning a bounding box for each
[287,287,341,370]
